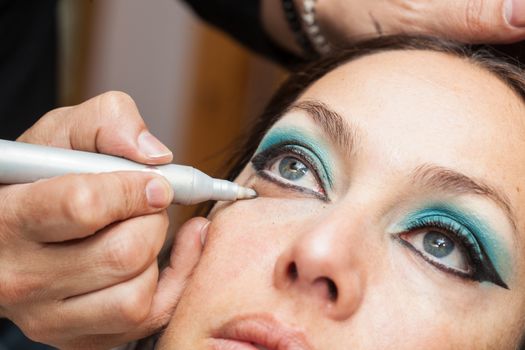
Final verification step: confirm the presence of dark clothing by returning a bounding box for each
[181,0,301,67]
[0,319,54,350]
[0,0,57,141]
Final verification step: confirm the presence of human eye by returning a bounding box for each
[250,142,329,201]
[396,212,508,289]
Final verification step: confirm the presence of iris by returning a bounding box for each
[423,231,455,258]
[279,157,309,181]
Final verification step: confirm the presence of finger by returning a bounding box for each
[40,212,169,299]
[17,91,172,165]
[57,261,159,336]
[0,171,173,242]
[412,0,525,43]
[128,217,209,336]
[69,217,210,348]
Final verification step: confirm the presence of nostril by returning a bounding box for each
[284,263,338,302]
[314,277,338,301]
[326,278,338,301]
[287,262,298,281]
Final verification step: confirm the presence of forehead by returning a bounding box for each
[302,50,525,136]
[281,49,525,228]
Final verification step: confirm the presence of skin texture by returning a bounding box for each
[0,91,209,349]
[158,51,525,349]
[262,0,525,57]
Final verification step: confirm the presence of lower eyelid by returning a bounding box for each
[253,144,330,188]
[395,235,474,281]
[252,146,328,191]
[255,169,328,201]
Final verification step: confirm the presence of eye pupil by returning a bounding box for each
[279,156,308,180]
[423,231,455,258]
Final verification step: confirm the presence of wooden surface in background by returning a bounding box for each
[58,0,95,106]
[176,23,285,222]
[180,26,251,175]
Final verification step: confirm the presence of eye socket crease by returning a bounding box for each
[410,164,518,239]
[288,99,519,243]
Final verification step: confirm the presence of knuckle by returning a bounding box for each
[116,287,151,326]
[100,91,137,116]
[104,232,146,274]
[61,176,102,229]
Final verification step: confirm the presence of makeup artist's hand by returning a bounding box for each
[0,91,208,349]
[263,0,525,56]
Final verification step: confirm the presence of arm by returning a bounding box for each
[181,0,306,67]
[183,0,525,66]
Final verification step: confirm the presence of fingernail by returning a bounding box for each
[506,0,525,27]
[138,130,172,159]
[146,177,173,208]
[200,221,211,246]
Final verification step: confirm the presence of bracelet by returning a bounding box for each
[281,0,319,59]
[300,0,331,55]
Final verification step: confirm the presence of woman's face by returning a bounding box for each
[158,50,525,349]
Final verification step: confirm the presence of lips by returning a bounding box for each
[210,314,313,350]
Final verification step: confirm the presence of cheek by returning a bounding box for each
[189,196,323,294]
[207,196,321,264]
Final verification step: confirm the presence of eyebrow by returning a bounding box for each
[288,99,518,236]
[411,164,518,233]
[289,100,358,152]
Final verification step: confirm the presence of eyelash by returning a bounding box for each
[397,216,508,289]
[251,142,329,201]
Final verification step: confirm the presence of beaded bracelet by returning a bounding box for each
[281,0,319,59]
[301,0,331,55]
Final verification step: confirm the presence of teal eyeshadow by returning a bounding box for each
[395,203,512,279]
[255,127,335,189]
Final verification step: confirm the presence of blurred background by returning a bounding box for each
[58,0,286,225]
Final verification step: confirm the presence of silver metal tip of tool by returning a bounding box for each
[237,187,257,199]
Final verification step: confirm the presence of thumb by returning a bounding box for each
[138,217,209,333]
[18,91,172,165]
[424,0,525,43]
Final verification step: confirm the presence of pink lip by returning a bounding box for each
[210,313,313,350]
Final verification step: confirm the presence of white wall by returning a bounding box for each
[84,0,198,161]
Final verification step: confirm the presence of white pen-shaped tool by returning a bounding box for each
[0,139,257,205]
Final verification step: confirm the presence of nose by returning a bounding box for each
[273,218,365,321]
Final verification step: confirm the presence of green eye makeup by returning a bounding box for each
[395,203,510,289]
[251,127,335,200]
